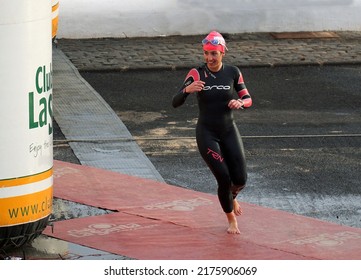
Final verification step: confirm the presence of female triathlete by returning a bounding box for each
[172,31,252,234]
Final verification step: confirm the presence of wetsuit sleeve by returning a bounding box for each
[234,69,252,108]
[172,68,200,108]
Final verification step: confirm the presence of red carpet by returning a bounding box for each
[44,161,361,260]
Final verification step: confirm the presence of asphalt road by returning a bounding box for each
[75,65,361,228]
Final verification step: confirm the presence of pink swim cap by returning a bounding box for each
[202,31,228,53]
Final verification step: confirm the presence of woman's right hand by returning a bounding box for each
[185,81,205,93]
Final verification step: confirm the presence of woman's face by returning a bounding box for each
[203,50,224,71]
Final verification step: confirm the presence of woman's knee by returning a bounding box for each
[232,171,247,187]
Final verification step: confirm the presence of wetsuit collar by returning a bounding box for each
[205,64,223,78]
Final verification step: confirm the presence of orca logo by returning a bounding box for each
[203,85,231,91]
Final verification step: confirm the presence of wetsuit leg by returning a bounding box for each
[196,124,234,213]
[220,123,248,198]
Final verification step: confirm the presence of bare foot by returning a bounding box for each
[226,212,240,234]
[227,223,241,234]
[233,199,243,216]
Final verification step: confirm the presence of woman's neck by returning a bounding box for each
[207,62,223,72]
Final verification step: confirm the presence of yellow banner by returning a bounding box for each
[0,186,53,227]
[0,169,53,227]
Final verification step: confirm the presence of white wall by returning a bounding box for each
[57,0,361,38]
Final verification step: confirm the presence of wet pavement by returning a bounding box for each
[1,235,130,260]
[81,66,361,229]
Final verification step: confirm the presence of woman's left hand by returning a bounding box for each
[228,99,244,110]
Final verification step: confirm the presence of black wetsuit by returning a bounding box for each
[172,64,252,214]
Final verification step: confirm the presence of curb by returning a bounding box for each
[77,60,361,73]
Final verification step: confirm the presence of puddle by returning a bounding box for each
[50,197,113,222]
[1,235,132,260]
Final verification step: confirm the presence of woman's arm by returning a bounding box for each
[234,69,252,109]
[172,68,202,108]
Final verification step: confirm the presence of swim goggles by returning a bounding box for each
[201,38,228,51]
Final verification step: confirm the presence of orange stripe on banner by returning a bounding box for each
[0,168,53,188]
[52,2,59,12]
[0,186,53,227]
[52,16,59,38]
[52,1,59,38]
